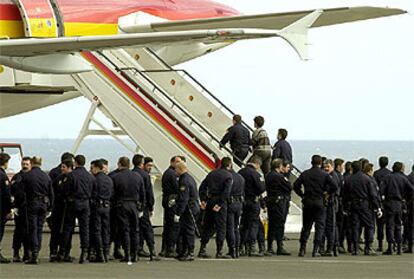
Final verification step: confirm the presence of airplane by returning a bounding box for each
[0,0,407,118]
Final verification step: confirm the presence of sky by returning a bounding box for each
[0,0,413,141]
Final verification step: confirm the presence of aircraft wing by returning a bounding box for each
[121,6,407,33]
[0,29,287,57]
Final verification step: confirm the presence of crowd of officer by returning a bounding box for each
[0,115,413,265]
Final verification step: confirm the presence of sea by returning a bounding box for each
[1,138,413,174]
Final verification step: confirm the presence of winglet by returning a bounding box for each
[276,9,323,60]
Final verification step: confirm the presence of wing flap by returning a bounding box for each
[120,6,406,33]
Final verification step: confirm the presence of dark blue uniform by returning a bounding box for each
[48,164,62,182]
[199,167,232,256]
[61,167,95,255]
[0,167,12,258]
[175,172,199,259]
[220,123,251,166]
[226,170,245,257]
[272,139,292,163]
[161,166,180,254]
[49,173,72,261]
[108,169,122,258]
[293,166,337,255]
[322,171,341,255]
[374,167,391,247]
[380,172,414,252]
[238,164,265,253]
[111,169,145,261]
[342,171,380,254]
[10,171,30,260]
[132,167,156,256]
[265,170,292,252]
[21,167,54,257]
[406,172,414,253]
[91,172,113,259]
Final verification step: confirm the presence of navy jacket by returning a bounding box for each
[175,172,199,216]
[162,166,178,205]
[293,166,337,199]
[92,172,114,202]
[238,164,265,199]
[132,167,155,211]
[342,171,380,209]
[374,167,391,186]
[21,167,54,208]
[380,172,414,201]
[266,170,292,198]
[230,170,245,197]
[65,166,95,200]
[272,139,292,163]
[49,164,62,182]
[111,169,145,206]
[199,168,233,206]
[0,167,12,216]
[220,123,251,151]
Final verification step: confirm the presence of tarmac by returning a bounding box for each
[0,227,413,279]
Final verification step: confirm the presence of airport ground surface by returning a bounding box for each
[0,227,413,279]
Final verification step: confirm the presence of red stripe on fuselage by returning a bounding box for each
[82,51,216,170]
[0,0,239,23]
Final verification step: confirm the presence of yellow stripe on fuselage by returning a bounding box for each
[0,20,118,38]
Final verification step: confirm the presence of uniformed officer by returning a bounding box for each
[226,168,245,258]
[160,156,184,258]
[198,157,233,259]
[49,159,73,262]
[21,156,54,264]
[111,157,145,262]
[238,156,266,256]
[293,155,337,257]
[60,155,96,264]
[405,165,414,253]
[90,159,113,262]
[333,158,347,254]
[220,114,251,167]
[108,167,123,260]
[49,152,74,182]
[0,153,12,263]
[381,162,414,255]
[174,162,200,261]
[131,155,159,261]
[342,160,381,256]
[272,129,292,165]
[266,159,292,256]
[373,156,391,252]
[10,156,31,262]
[251,116,272,175]
[322,159,341,257]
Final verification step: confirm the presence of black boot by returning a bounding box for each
[322,244,333,257]
[130,250,138,263]
[239,245,246,257]
[26,252,39,265]
[229,247,236,259]
[178,250,194,261]
[249,243,263,257]
[23,249,30,263]
[94,249,104,263]
[216,241,231,259]
[298,243,306,257]
[149,247,160,261]
[276,241,291,256]
[113,246,123,260]
[0,251,11,264]
[103,248,109,263]
[235,246,240,258]
[377,241,383,252]
[198,243,210,258]
[312,243,321,257]
[79,248,88,264]
[403,241,413,253]
[352,241,359,255]
[165,246,177,258]
[383,242,393,255]
[121,250,131,262]
[138,248,150,258]
[13,249,22,262]
[396,243,402,255]
[364,243,377,256]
